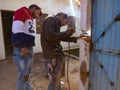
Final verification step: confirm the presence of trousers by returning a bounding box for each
[45,57,64,90]
[13,47,33,90]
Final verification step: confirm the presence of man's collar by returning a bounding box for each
[54,16,61,27]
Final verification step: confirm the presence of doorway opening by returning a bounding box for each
[1,10,14,58]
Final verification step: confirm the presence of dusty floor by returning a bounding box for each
[0,53,79,90]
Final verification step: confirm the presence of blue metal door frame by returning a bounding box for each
[90,0,120,90]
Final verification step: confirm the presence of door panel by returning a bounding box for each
[90,0,120,90]
[2,11,14,57]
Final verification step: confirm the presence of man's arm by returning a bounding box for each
[61,37,78,43]
[12,8,27,47]
[44,17,73,41]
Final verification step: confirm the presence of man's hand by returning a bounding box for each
[48,63,53,73]
[21,47,30,57]
[71,37,79,43]
[65,27,74,36]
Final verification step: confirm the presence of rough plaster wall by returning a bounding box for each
[86,0,92,31]
[0,0,78,16]
[79,0,91,90]
[80,0,91,31]
[0,11,5,59]
[79,39,90,90]
[0,0,31,10]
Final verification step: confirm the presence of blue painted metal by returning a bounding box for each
[90,0,120,90]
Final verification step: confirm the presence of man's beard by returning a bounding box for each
[32,13,36,19]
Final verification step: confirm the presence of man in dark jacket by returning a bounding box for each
[41,12,77,90]
[12,4,42,90]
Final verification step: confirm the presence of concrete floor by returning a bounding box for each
[0,53,79,90]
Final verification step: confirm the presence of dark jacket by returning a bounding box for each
[41,16,76,59]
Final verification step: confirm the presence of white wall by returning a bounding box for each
[0,11,5,59]
[0,0,79,17]
[33,20,42,53]
[79,0,91,90]
[79,39,90,90]
[80,0,91,31]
